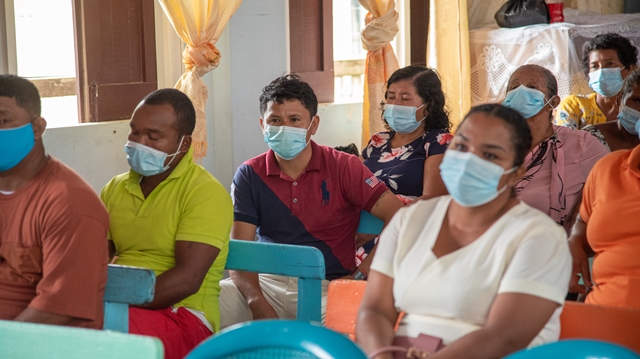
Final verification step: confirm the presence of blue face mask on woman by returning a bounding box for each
[263,119,314,160]
[589,68,624,97]
[0,122,35,171]
[618,105,640,135]
[124,136,184,176]
[439,150,517,207]
[502,85,550,119]
[383,104,426,133]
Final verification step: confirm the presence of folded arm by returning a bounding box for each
[429,293,559,359]
[139,240,220,309]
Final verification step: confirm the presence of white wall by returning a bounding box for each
[43,121,130,193]
[42,0,362,193]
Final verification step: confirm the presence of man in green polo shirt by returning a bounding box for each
[100,89,232,359]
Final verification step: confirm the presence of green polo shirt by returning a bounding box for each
[100,148,232,332]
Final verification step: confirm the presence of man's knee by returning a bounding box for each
[219,278,252,329]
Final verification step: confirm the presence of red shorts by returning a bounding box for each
[129,307,212,359]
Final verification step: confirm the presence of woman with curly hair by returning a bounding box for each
[362,66,453,204]
[555,33,638,129]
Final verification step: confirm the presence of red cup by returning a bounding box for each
[547,3,564,23]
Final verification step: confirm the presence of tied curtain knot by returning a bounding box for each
[183,43,221,74]
[361,7,399,52]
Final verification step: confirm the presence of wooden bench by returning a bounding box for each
[0,319,163,359]
[326,279,366,340]
[560,301,640,353]
[225,239,325,322]
[103,264,156,332]
[326,279,640,354]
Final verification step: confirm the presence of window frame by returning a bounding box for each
[0,0,158,124]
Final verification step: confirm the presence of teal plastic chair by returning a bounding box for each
[225,240,325,323]
[103,264,156,332]
[0,319,163,359]
[504,339,640,359]
[357,210,384,235]
[185,319,367,359]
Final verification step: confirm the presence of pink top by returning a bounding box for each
[516,125,608,233]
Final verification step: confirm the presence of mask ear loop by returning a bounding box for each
[496,165,519,195]
[543,95,558,121]
[416,103,427,122]
[163,135,185,170]
[302,117,316,148]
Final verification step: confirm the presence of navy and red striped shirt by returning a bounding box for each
[232,141,389,279]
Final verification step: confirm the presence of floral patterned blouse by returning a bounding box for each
[362,130,453,199]
[555,93,607,130]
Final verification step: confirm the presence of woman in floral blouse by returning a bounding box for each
[362,66,453,204]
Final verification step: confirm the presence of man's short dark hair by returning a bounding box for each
[142,88,196,137]
[0,74,41,118]
[259,74,318,117]
[582,33,639,71]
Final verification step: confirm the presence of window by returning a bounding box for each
[11,0,78,128]
[289,0,428,104]
[289,0,334,103]
[333,0,366,103]
[1,0,157,127]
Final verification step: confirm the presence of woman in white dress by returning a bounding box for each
[357,104,572,359]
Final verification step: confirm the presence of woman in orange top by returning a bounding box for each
[569,129,640,309]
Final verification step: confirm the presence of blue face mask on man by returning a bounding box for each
[124,136,184,176]
[383,104,426,133]
[502,85,551,119]
[439,150,517,207]
[589,68,624,97]
[263,119,314,160]
[618,105,640,135]
[0,122,35,171]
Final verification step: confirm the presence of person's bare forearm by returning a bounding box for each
[230,270,265,304]
[356,309,396,357]
[14,307,77,326]
[429,328,523,359]
[569,215,593,256]
[139,266,201,309]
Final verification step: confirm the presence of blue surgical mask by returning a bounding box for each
[439,150,517,207]
[618,105,640,135]
[503,85,551,119]
[383,104,426,133]
[263,120,313,160]
[124,136,184,176]
[0,122,35,171]
[589,68,624,97]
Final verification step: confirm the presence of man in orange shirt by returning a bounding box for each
[0,75,109,328]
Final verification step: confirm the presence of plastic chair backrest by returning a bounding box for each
[0,319,163,359]
[326,279,367,340]
[225,239,325,322]
[357,210,384,235]
[560,301,640,353]
[185,319,367,359]
[103,264,156,332]
[504,339,640,359]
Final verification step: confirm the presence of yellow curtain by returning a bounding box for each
[359,0,400,149]
[157,0,242,161]
[427,0,471,131]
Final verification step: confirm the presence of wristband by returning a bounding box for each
[350,267,368,280]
